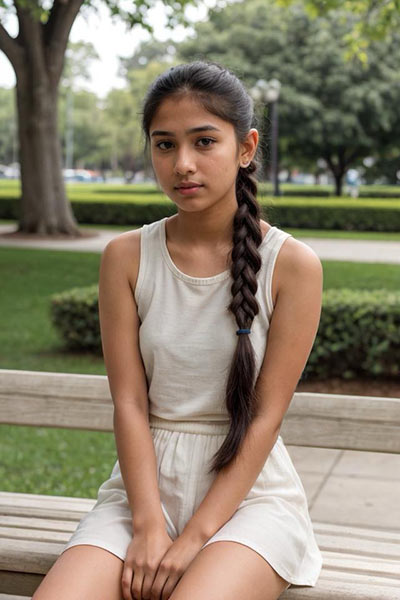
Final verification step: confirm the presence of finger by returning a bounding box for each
[131,570,145,600]
[150,572,168,600]
[121,566,135,600]
[141,571,157,599]
[161,574,182,600]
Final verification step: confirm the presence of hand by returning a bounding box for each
[121,525,174,600]
[149,529,206,600]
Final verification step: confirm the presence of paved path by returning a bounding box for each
[286,444,400,532]
[1,221,399,531]
[1,223,400,263]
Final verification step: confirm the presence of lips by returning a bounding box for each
[175,182,203,189]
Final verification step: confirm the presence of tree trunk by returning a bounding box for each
[0,0,85,236]
[15,70,81,235]
[334,172,343,196]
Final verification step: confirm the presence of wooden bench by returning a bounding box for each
[1,368,399,599]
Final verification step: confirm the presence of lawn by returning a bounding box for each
[2,218,400,240]
[1,245,399,498]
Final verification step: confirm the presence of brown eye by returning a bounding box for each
[156,141,173,150]
[197,137,215,147]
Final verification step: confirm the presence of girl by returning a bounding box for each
[33,60,323,600]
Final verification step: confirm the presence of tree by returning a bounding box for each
[0,0,204,235]
[278,0,400,61]
[102,53,176,181]
[177,0,400,195]
[0,86,16,166]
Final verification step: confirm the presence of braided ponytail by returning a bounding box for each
[141,60,266,474]
[207,157,263,473]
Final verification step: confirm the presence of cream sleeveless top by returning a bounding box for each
[134,216,293,422]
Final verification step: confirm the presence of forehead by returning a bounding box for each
[150,94,232,134]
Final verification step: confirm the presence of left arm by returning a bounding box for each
[150,239,323,598]
[182,238,324,544]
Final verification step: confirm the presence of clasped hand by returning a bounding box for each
[121,524,206,600]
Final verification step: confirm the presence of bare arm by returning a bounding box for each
[98,232,166,534]
[179,238,324,543]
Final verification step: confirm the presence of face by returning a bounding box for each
[149,94,258,215]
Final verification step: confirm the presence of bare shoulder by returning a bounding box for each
[275,233,323,295]
[279,234,322,273]
[101,227,142,296]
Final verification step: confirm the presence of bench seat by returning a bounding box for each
[1,491,399,599]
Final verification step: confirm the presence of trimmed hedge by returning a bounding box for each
[3,181,400,198]
[1,194,400,231]
[50,286,400,380]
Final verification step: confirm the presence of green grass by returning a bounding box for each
[0,425,117,498]
[1,218,400,240]
[1,245,399,498]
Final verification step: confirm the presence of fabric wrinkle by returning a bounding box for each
[60,217,323,589]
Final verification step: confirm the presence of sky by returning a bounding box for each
[0,0,218,97]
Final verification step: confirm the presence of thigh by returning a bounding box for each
[170,540,290,600]
[32,544,125,600]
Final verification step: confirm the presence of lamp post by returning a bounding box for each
[250,78,281,197]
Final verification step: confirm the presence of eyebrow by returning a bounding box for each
[150,125,221,137]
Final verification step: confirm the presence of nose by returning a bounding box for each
[173,145,196,175]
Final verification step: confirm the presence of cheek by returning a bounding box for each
[208,150,238,181]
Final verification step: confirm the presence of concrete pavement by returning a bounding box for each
[1,221,399,531]
[1,222,400,263]
[285,445,400,531]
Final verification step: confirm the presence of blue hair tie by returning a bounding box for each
[236,328,251,335]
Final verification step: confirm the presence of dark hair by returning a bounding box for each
[141,60,265,474]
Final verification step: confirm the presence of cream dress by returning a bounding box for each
[61,216,323,588]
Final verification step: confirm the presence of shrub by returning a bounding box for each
[50,285,400,379]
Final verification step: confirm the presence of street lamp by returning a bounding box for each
[250,78,281,196]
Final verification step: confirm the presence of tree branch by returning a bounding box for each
[45,0,85,86]
[0,21,24,70]
[15,0,47,81]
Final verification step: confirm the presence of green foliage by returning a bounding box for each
[0,424,116,497]
[51,284,101,352]
[277,0,400,61]
[306,288,400,379]
[1,181,400,230]
[50,282,400,380]
[0,0,204,33]
[0,87,15,165]
[177,0,400,187]
[0,246,102,374]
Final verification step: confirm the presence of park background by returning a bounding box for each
[0,0,399,509]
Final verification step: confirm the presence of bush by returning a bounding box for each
[50,285,400,379]
[50,284,100,352]
[305,288,400,379]
[2,193,400,231]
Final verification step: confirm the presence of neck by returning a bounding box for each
[170,200,239,249]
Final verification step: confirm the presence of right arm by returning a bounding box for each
[98,231,165,535]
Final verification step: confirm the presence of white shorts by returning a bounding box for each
[61,414,323,587]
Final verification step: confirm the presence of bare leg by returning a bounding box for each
[170,540,290,600]
[32,544,125,600]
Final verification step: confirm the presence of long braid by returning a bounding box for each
[207,158,263,474]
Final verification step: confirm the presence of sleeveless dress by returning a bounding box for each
[61,216,323,588]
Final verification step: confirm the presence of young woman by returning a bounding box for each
[33,60,323,600]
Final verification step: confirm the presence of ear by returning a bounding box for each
[239,128,259,168]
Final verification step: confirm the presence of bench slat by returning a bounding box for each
[321,550,400,577]
[0,539,65,572]
[0,369,112,431]
[1,369,400,452]
[0,526,73,543]
[313,521,400,543]
[282,576,400,600]
[0,490,95,512]
[0,515,78,533]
